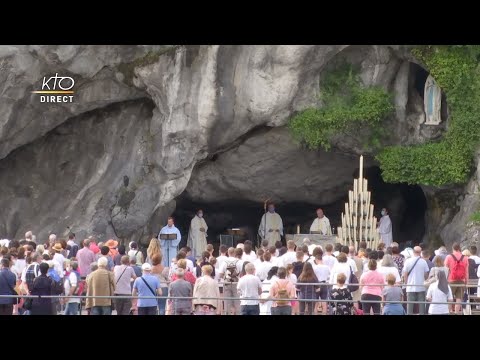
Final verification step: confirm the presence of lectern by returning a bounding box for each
[159,233,177,265]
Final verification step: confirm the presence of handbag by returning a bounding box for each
[347,266,359,292]
[0,271,20,305]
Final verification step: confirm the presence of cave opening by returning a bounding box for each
[172,166,427,251]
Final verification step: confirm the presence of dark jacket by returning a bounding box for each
[0,269,17,305]
[30,275,56,315]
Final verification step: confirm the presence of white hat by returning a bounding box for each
[401,247,413,259]
[142,263,152,271]
[434,246,447,256]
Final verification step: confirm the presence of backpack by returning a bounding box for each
[450,254,467,281]
[347,267,359,292]
[48,270,64,295]
[68,271,85,297]
[25,263,39,292]
[276,281,290,306]
[468,258,479,280]
[224,260,239,283]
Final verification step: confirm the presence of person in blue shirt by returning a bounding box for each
[0,258,17,315]
[132,263,161,315]
[159,217,181,267]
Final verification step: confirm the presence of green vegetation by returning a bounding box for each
[471,211,480,224]
[117,46,179,86]
[377,45,480,186]
[288,63,394,151]
[289,46,480,187]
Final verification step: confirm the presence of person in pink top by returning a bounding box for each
[269,267,296,315]
[359,259,384,315]
[76,239,96,278]
[444,242,469,314]
[88,237,100,255]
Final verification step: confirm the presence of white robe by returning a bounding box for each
[187,215,208,258]
[378,215,393,246]
[309,216,332,235]
[159,225,181,267]
[258,212,283,247]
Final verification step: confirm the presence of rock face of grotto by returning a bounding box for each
[0,45,478,249]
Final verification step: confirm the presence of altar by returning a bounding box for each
[286,234,338,248]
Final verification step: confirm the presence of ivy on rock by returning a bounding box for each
[377,45,480,186]
[288,46,480,187]
[288,63,394,151]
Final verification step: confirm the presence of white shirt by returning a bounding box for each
[242,252,258,262]
[53,253,65,278]
[346,258,358,273]
[185,259,195,273]
[256,261,274,281]
[13,259,26,278]
[311,260,330,282]
[260,279,273,315]
[237,274,262,305]
[64,272,81,303]
[427,282,453,314]
[308,244,320,255]
[281,251,297,267]
[322,254,338,270]
[329,263,352,285]
[271,256,283,267]
[216,255,229,273]
[378,266,401,283]
[403,256,429,293]
[287,273,297,285]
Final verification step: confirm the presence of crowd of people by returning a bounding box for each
[0,230,478,315]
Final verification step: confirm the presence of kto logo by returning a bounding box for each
[32,73,75,103]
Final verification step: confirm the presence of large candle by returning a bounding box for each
[359,155,363,181]
[349,191,353,211]
[354,179,358,204]
[360,192,364,217]
[297,225,300,234]
[359,214,363,242]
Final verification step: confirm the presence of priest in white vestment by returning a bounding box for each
[187,209,208,259]
[158,217,181,267]
[309,208,332,235]
[377,208,393,247]
[258,203,283,247]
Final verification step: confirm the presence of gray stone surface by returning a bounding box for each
[184,126,374,205]
[439,150,480,249]
[0,45,473,246]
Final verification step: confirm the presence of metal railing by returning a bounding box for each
[1,281,477,315]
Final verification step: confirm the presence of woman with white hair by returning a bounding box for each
[377,254,401,284]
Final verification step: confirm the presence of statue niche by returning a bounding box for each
[423,74,442,125]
